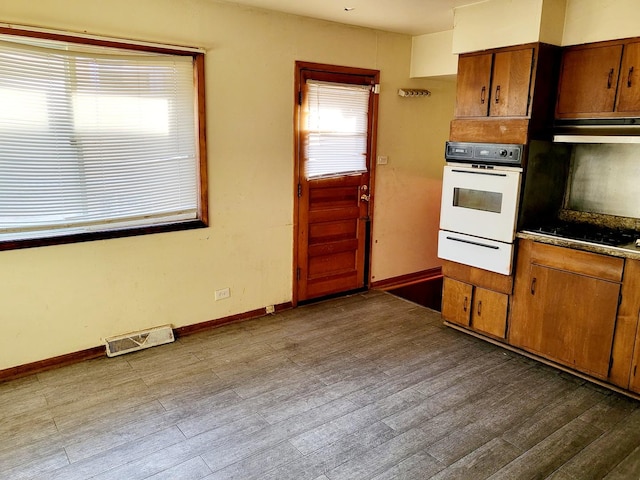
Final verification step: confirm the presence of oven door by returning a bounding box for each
[438,230,514,275]
[439,165,521,243]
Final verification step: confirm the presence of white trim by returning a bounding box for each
[0,22,204,54]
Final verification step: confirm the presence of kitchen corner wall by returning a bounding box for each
[0,0,454,370]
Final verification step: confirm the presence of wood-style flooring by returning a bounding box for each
[2,290,640,479]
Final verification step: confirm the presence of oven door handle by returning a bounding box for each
[446,236,501,250]
[450,169,507,177]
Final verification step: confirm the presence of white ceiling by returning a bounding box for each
[220,0,478,36]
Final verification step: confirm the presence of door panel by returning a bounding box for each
[616,42,640,112]
[301,176,366,300]
[556,45,622,116]
[294,62,379,303]
[471,287,508,339]
[441,277,472,327]
[490,48,534,117]
[455,53,493,117]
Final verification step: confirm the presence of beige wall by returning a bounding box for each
[410,30,458,78]
[563,0,640,45]
[0,0,455,370]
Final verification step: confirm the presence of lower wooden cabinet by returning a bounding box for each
[510,240,624,381]
[443,241,640,397]
[621,260,640,393]
[442,277,508,339]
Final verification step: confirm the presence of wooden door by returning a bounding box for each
[556,45,623,117]
[511,264,620,379]
[471,287,508,339]
[489,48,534,117]
[294,62,379,303]
[441,277,472,327]
[616,42,640,113]
[454,53,493,117]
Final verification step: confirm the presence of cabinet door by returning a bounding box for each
[511,264,620,379]
[455,53,492,117]
[616,42,640,113]
[442,277,472,327]
[489,48,534,117]
[471,287,508,339]
[556,45,623,117]
[623,260,640,393]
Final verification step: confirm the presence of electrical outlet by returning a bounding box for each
[265,305,275,314]
[377,155,388,165]
[215,287,230,301]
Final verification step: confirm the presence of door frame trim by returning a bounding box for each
[292,61,380,306]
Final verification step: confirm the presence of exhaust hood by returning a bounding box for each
[553,118,640,143]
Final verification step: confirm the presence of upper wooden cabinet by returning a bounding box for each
[455,47,534,118]
[451,43,560,143]
[556,39,640,118]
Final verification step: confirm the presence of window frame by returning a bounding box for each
[0,26,208,251]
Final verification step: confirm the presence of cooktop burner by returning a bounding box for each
[526,222,638,248]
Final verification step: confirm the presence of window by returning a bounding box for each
[0,28,207,250]
[304,80,370,179]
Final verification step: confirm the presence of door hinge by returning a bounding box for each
[298,183,302,197]
[297,267,301,280]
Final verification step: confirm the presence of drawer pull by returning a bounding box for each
[608,68,614,89]
[446,236,500,250]
[463,296,468,312]
[531,277,537,295]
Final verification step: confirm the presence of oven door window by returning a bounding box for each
[453,188,502,213]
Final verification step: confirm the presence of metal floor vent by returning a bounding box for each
[105,325,174,357]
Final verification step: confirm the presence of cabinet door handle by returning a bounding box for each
[628,66,635,87]
[477,300,482,316]
[480,86,486,104]
[494,85,501,104]
[608,68,614,89]
[463,296,468,312]
[530,277,537,295]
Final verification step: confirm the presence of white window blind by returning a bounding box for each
[0,34,199,243]
[304,80,370,179]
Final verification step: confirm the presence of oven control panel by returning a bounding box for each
[445,141,523,167]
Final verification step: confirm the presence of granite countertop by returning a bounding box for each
[516,230,640,261]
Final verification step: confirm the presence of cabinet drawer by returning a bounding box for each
[530,242,623,282]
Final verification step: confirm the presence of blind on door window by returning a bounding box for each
[304,80,370,179]
[0,34,198,242]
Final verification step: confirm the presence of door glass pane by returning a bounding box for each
[453,188,502,213]
[304,80,369,179]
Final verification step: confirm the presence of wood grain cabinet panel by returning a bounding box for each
[490,48,534,117]
[442,277,472,327]
[616,42,640,113]
[442,277,508,340]
[556,44,622,116]
[556,38,640,118]
[510,240,621,380]
[455,48,534,119]
[471,287,508,339]
[622,260,640,393]
[455,53,493,117]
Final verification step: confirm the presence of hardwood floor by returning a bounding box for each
[1,290,639,479]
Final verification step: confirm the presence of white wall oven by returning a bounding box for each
[438,142,524,275]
